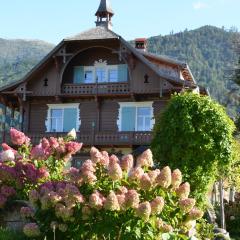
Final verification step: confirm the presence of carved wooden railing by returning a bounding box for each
[62,83,130,95]
[25,132,152,146]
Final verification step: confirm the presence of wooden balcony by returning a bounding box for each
[26,131,152,146]
[62,83,130,96]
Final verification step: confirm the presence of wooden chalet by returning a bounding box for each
[0,0,207,166]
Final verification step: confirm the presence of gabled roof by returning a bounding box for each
[65,26,118,41]
[0,26,196,93]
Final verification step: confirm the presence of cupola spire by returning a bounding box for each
[95,0,114,30]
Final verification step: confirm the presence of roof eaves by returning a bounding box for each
[119,37,194,87]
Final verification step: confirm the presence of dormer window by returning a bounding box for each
[73,59,128,84]
[73,61,128,84]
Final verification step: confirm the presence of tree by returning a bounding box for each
[151,92,235,205]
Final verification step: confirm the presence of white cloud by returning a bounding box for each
[193,1,209,10]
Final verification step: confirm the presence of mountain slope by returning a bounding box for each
[147,25,239,115]
[0,26,238,115]
[0,39,54,86]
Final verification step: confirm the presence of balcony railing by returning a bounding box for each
[62,83,130,96]
[26,132,152,146]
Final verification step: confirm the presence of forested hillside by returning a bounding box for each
[0,38,54,86]
[147,25,239,116]
[0,26,239,115]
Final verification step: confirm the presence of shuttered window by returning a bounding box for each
[73,66,84,83]
[73,64,128,83]
[47,104,80,132]
[119,103,154,132]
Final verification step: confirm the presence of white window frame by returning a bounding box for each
[80,59,120,84]
[117,102,155,132]
[45,103,80,132]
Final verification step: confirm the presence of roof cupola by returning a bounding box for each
[95,0,114,30]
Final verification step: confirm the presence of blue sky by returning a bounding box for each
[0,0,239,44]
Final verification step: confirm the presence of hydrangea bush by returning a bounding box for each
[0,129,204,239]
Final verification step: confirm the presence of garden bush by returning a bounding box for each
[151,92,235,205]
[0,128,208,239]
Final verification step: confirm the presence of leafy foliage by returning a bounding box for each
[0,227,26,240]
[151,92,235,205]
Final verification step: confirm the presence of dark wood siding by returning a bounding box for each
[100,100,119,132]
[80,101,98,133]
[153,100,168,119]
[29,103,48,132]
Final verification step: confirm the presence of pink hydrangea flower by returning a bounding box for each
[136,149,153,168]
[90,147,102,163]
[31,144,46,160]
[176,182,191,199]
[151,196,164,215]
[136,201,151,221]
[104,191,120,211]
[125,190,140,209]
[121,154,134,172]
[1,185,16,197]
[23,223,41,237]
[100,151,109,166]
[109,154,120,165]
[117,194,126,210]
[38,167,50,179]
[187,207,204,220]
[2,143,17,153]
[117,186,128,195]
[10,128,28,145]
[82,171,97,184]
[140,173,152,190]
[81,160,96,173]
[128,167,144,181]
[155,218,163,229]
[49,137,59,149]
[89,191,105,209]
[20,207,34,218]
[65,141,82,154]
[171,169,182,189]
[156,166,172,188]
[179,198,196,213]
[108,162,123,181]
[41,138,50,149]
[148,169,160,184]
[0,149,15,162]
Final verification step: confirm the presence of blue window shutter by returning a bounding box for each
[121,107,136,131]
[73,66,84,84]
[63,108,77,132]
[118,64,128,82]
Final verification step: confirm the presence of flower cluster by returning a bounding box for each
[23,145,204,239]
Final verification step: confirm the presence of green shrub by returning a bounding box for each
[0,227,26,240]
[151,92,235,205]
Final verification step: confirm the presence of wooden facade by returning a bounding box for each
[0,0,206,164]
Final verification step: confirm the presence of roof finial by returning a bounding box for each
[95,0,114,30]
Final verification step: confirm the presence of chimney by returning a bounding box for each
[135,38,147,52]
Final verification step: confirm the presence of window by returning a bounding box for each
[46,104,80,132]
[50,109,63,132]
[109,69,118,82]
[96,67,106,83]
[118,102,154,132]
[73,64,128,84]
[84,70,94,83]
